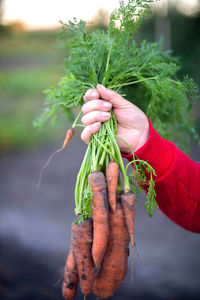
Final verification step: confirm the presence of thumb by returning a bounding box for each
[96,84,130,109]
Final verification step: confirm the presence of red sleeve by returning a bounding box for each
[122,119,200,233]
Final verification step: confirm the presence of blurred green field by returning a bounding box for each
[0,30,69,152]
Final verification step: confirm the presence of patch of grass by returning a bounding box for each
[0,66,63,97]
[0,30,70,153]
[0,66,69,152]
[0,30,61,56]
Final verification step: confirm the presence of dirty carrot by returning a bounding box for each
[121,191,136,282]
[89,171,109,269]
[106,160,119,213]
[71,219,94,296]
[92,201,130,299]
[62,247,79,300]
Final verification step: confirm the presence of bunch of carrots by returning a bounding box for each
[62,161,136,300]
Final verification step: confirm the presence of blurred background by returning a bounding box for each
[0,0,200,299]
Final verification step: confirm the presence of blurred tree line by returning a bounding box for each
[0,0,25,34]
[141,9,200,83]
[140,7,200,134]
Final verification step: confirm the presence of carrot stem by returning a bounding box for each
[105,120,130,192]
[72,108,82,129]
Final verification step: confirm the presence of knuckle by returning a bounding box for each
[82,111,103,125]
[81,115,87,125]
[82,103,87,114]
[98,111,104,118]
[81,127,90,144]
[82,100,109,115]
[81,129,86,141]
[97,100,106,110]
[83,89,93,101]
[83,89,98,102]
[81,130,84,141]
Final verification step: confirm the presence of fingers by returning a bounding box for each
[83,89,100,102]
[96,84,131,109]
[82,99,112,115]
[81,122,101,144]
[83,86,131,111]
[81,92,112,145]
[82,111,111,126]
[81,85,129,145]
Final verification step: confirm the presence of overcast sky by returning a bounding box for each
[2,0,200,30]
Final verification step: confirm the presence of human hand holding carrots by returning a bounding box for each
[81,84,149,154]
[62,86,140,300]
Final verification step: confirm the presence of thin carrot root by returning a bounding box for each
[89,172,109,269]
[106,161,119,213]
[71,219,94,296]
[36,128,74,190]
[92,202,130,299]
[62,247,79,300]
[121,192,136,282]
[134,241,146,266]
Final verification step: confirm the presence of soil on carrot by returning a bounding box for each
[0,140,200,300]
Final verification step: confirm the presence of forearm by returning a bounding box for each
[123,120,200,233]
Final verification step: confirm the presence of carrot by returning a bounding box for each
[89,171,109,268]
[92,201,130,299]
[121,192,136,248]
[36,128,74,190]
[62,128,74,149]
[106,160,119,213]
[71,219,94,296]
[121,191,136,282]
[62,247,79,300]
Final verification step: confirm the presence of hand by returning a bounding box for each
[81,84,149,154]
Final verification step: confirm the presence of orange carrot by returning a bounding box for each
[121,191,136,282]
[71,219,94,296]
[121,192,136,252]
[62,128,74,149]
[92,201,130,298]
[62,247,79,300]
[106,161,119,213]
[89,171,109,268]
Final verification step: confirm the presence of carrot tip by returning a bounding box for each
[62,128,75,149]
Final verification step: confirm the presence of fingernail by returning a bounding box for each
[97,84,113,95]
[102,112,111,118]
[103,102,112,108]
[92,122,101,128]
[97,84,106,90]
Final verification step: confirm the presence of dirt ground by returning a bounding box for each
[0,139,200,300]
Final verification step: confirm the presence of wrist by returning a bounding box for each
[135,117,149,152]
[122,119,174,179]
[121,117,149,155]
